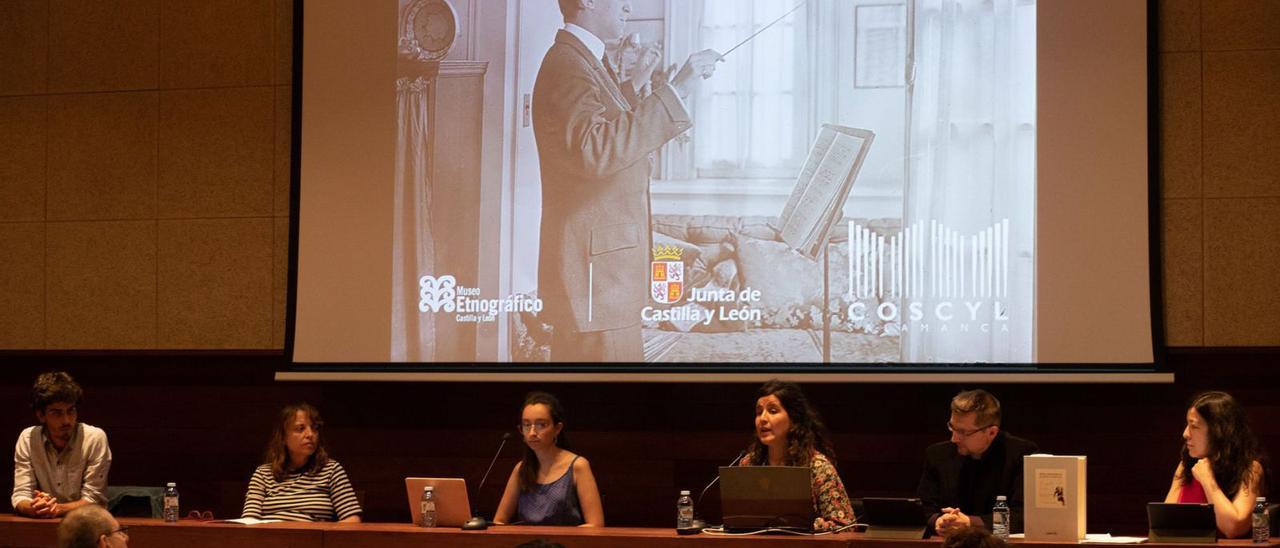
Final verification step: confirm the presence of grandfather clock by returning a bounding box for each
[398,0,459,163]
[393,0,457,362]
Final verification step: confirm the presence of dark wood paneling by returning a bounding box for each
[1,349,1278,533]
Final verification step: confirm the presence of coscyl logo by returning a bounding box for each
[418,275,457,313]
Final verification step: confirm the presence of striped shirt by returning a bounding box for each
[241,460,361,522]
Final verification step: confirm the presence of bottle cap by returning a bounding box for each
[680,490,690,496]
[167,482,176,488]
[424,485,434,492]
[1258,496,1267,503]
[996,495,1007,501]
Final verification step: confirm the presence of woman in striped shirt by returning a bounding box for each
[241,403,362,522]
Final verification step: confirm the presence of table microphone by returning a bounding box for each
[681,449,747,534]
[463,432,512,531]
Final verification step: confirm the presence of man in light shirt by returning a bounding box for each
[534,0,722,361]
[11,371,112,518]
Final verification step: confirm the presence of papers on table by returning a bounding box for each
[216,517,284,525]
[1082,533,1149,544]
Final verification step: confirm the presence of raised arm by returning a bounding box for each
[1195,460,1262,538]
[1164,462,1186,503]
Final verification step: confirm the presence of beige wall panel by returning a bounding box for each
[275,86,292,217]
[0,96,47,222]
[1158,52,1201,199]
[0,223,45,348]
[46,221,157,349]
[275,0,294,86]
[1202,0,1280,51]
[1203,50,1280,198]
[0,0,49,96]
[160,0,273,88]
[159,87,274,218]
[274,216,290,349]
[1203,198,1280,346]
[1160,199,1203,346]
[48,92,158,221]
[158,218,273,348]
[48,0,158,93]
[1158,0,1200,53]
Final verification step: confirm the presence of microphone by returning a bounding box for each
[682,449,747,533]
[463,432,512,531]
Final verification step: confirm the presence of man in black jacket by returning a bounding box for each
[917,389,1038,536]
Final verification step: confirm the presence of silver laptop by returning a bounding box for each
[404,477,472,527]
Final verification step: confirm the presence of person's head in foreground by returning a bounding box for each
[57,504,127,548]
[941,526,1006,548]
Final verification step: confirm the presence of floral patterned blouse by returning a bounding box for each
[739,450,855,531]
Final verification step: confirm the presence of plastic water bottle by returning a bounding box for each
[992,495,1010,540]
[420,486,437,528]
[163,482,179,523]
[1254,497,1270,543]
[677,489,694,529]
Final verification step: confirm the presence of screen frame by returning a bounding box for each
[281,0,1170,382]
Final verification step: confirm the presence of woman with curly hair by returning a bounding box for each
[1164,391,1267,538]
[739,380,853,531]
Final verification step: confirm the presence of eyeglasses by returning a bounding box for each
[947,422,995,437]
[104,525,129,538]
[517,422,553,434]
[188,510,215,521]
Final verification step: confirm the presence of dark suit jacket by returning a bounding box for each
[532,30,692,335]
[916,431,1038,534]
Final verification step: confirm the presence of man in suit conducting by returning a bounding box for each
[534,0,721,361]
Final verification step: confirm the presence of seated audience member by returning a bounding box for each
[738,380,854,531]
[1164,391,1267,538]
[918,389,1037,536]
[241,403,362,522]
[494,391,604,526]
[11,371,112,518]
[942,526,1007,548]
[57,504,129,548]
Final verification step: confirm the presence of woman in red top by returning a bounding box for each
[1163,391,1266,538]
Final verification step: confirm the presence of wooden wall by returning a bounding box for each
[1,349,1277,533]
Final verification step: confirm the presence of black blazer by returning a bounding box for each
[916,431,1039,534]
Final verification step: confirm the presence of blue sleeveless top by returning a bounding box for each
[516,455,584,525]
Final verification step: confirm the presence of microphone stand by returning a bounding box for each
[683,450,747,533]
[463,432,511,530]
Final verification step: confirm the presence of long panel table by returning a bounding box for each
[4,515,1278,548]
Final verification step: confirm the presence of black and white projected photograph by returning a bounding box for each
[388,0,1036,364]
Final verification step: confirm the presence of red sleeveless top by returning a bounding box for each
[1178,479,1209,503]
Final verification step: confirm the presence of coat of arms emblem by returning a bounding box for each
[650,244,684,304]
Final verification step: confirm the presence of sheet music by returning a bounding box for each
[780,131,864,255]
[778,126,837,226]
[778,124,874,258]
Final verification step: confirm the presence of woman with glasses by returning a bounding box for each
[493,391,604,526]
[241,403,362,522]
[739,380,854,531]
[1164,391,1267,538]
